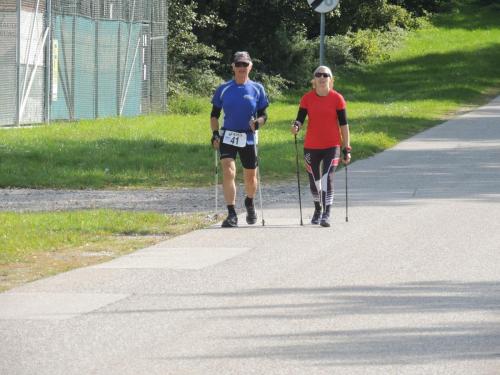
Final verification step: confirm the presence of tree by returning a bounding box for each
[167,0,222,95]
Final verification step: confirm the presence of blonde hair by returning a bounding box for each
[311,65,334,90]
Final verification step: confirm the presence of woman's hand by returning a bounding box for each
[342,147,351,164]
[290,120,301,135]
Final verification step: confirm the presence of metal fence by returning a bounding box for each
[0,0,167,127]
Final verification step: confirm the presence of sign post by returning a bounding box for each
[307,0,340,65]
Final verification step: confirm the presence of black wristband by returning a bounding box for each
[254,120,259,130]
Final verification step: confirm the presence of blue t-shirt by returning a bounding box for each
[211,79,269,144]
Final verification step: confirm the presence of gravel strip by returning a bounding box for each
[0,180,302,214]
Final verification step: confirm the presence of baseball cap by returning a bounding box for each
[233,51,252,63]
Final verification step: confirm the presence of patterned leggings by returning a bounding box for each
[304,147,340,208]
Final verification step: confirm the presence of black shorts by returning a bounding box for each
[219,142,257,169]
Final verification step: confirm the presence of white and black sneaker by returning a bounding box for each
[221,213,238,228]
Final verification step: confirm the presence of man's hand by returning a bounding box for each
[211,130,220,149]
[250,118,260,132]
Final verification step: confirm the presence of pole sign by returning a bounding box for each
[51,39,58,101]
[307,0,339,13]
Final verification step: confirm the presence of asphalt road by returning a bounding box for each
[1,97,499,375]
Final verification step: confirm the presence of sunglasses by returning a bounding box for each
[314,72,331,78]
[234,61,250,68]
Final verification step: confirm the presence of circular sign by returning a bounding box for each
[307,0,340,13]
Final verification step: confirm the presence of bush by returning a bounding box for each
[251,30,317,90]
[183,68,224,97]
[266,25,410,90]
[348,27,407,64]
[358,1,420,30]
[476,0,500,8]
[254,73,293,102]
[167,95,207,115]
[389,0,461,15]
[322,35,357,68]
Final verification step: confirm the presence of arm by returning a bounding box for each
[250,84,270,132]
[210,105,222,148]
[338,109,351,164]
[291,107,307,135]
[250,107,268,132]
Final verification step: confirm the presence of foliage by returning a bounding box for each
[271,27,410,87]
[388,0,462,15]
[164,0,495,95]
[337,0,419,32]
[183,68,224,97]
[167,95,208,115]
[166,0,447,93]
[347,27,408,64]
[166,0,223,96]
[253,73,294,102]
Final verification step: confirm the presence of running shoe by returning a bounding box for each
[320,212,330,227]
[311,209,322,225]
[245,203,257,225]
[221,213,238,228]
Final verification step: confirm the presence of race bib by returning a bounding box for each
[222,130,247,148]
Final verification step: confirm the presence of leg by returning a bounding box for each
[241,144,258,225]
[320,147,340,227]
[221,158,237,205]
[219,142,238,227]
[304,149,323,224]
[243,168,257,199]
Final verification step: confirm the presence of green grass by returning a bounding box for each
[1,1,499,189]
[0,210,217,291]
[0,210,211,264]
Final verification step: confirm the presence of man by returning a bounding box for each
[210,51,269,227]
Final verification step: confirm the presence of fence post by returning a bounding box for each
[116,23,121,116]
[163,0,167,113]
[94,0,100,119]
[44,0,52,124]
[15,0,21,126]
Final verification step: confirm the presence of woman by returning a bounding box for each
[210,51,269,228]
[291,66,351,227]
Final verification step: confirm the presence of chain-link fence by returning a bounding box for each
[0,0,167,127]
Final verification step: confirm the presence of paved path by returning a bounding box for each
[1,97,499,375]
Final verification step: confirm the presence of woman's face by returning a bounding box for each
[314,69,331,89]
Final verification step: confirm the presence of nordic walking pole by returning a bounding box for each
[255,131,265,226]
[345,156,349,223]
[252,117,265,226]
[294,134,304,226]
[214,149,219,217]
